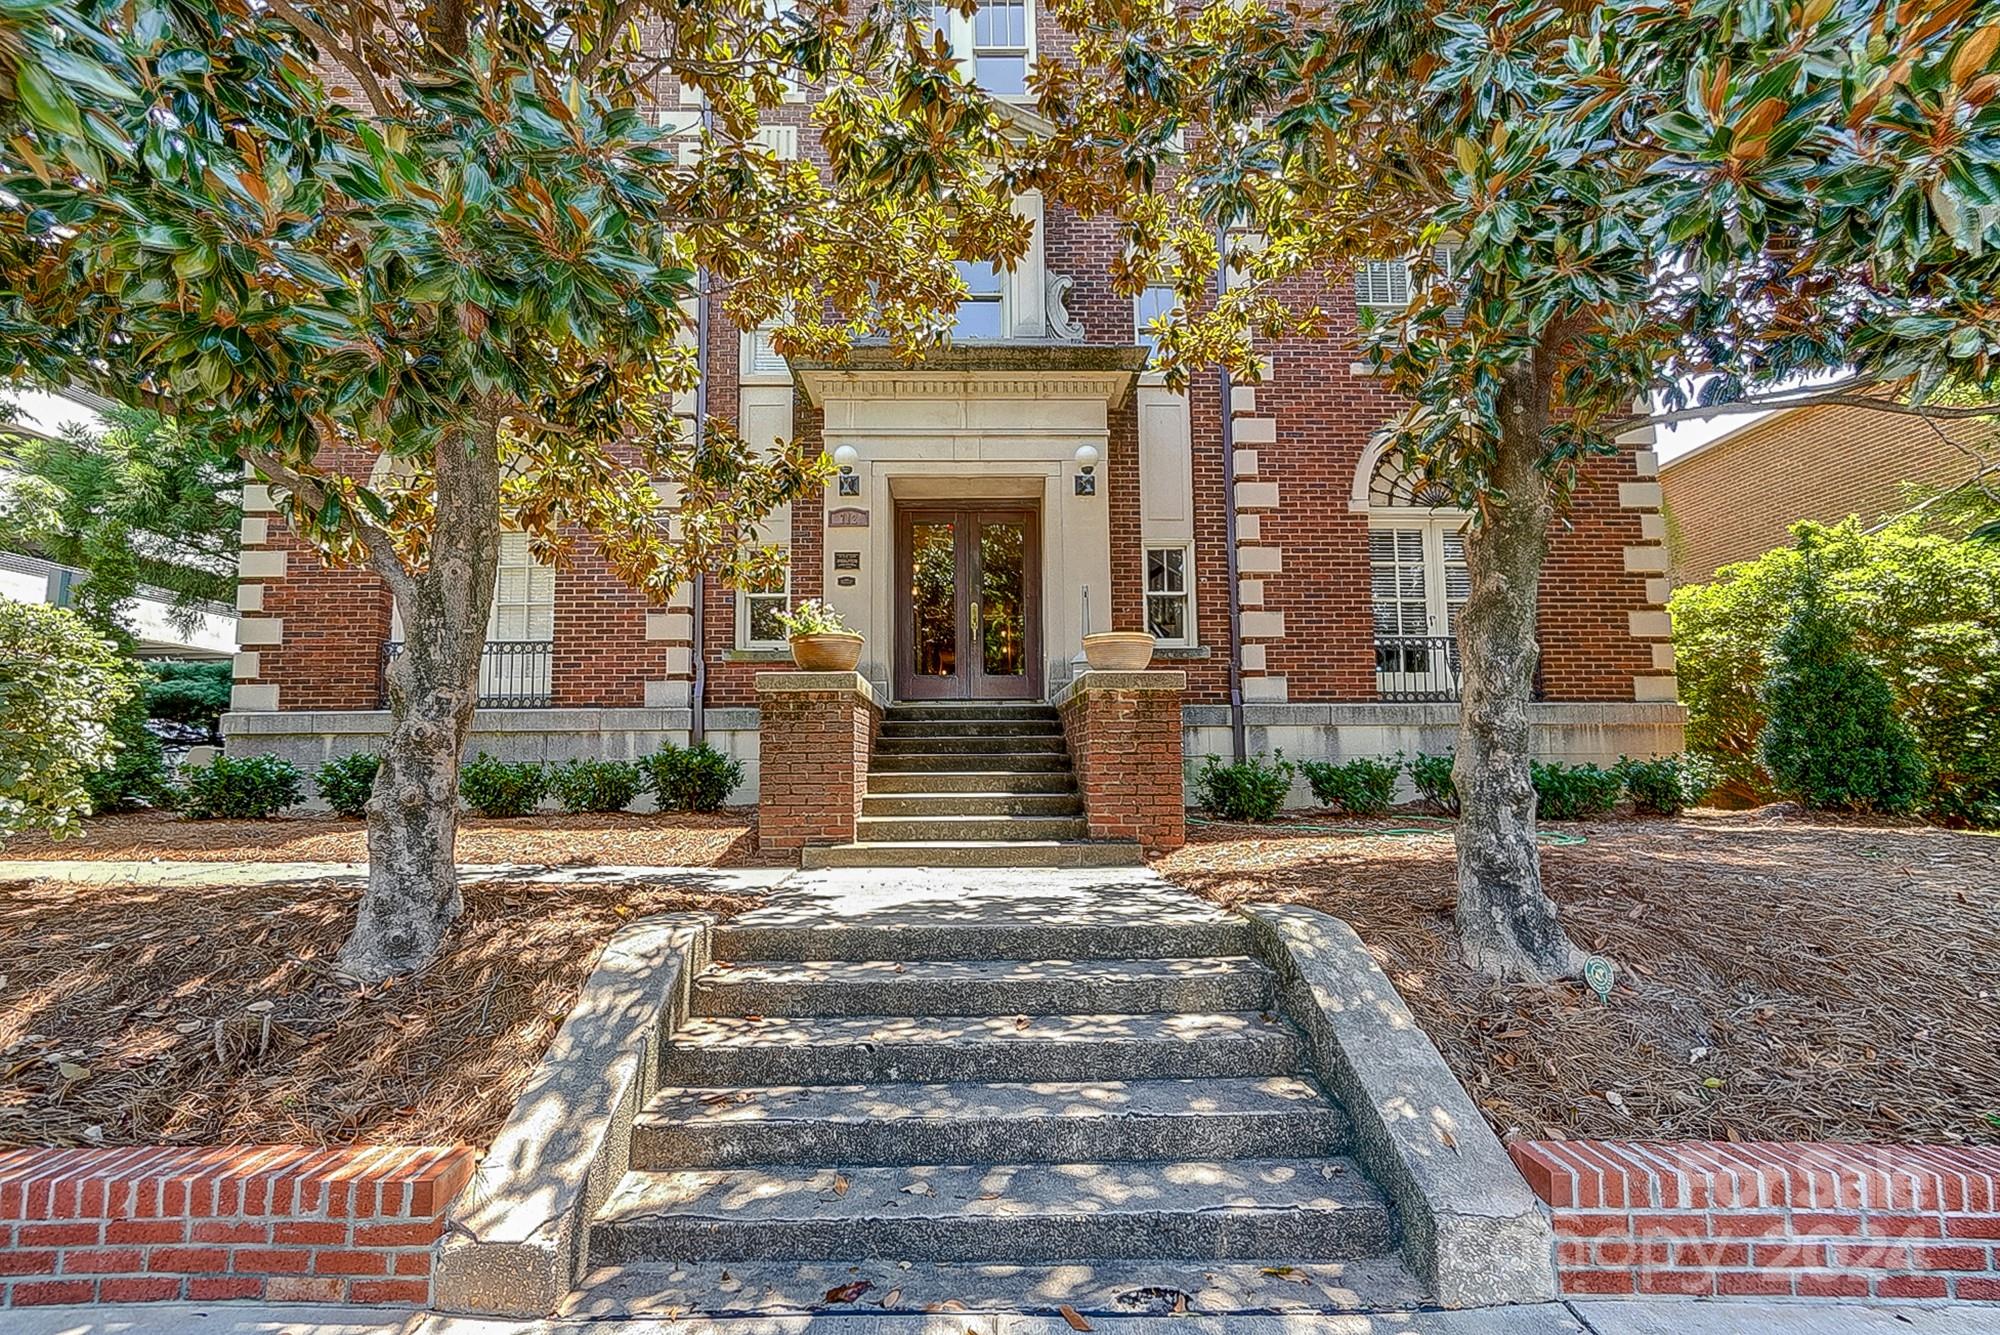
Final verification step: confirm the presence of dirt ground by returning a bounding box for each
[3,808,774,866]
[0,875,765,1149]
[1156,807,2000,1146]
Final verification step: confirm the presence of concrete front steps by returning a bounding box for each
[800,701,1143,869]
[568,872,1423,1317]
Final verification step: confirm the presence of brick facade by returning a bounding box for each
[1513,1139,2000,1302]
[1659,403,1987,584]
[1056,670,1187,852]
[0,1145,472,1308]
[754,672,880,850]
[228,10,1674,729]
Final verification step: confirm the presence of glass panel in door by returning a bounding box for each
[977,519,1026,681]
[910,520,958,680]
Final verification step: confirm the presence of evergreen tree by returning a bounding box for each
[1761,570,1928,814]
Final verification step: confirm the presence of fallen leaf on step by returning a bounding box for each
[901,1180,934,1196]
[1013,1016,1030,1030]
[832,1174,850,1196]
[1173,1293,1187,1315]
[881,1289,902,1308]
[825,1281,871,1304]
[1059,1304,1093,1331]
[923,1299,967,1313]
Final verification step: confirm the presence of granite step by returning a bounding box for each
[861,791,1083,818]
[882,703,1060,723]
[630,1076,1349,1169]
[563,1254,1428,1317]
[863,769,1077,794]
[660,1011,1300,1085]
[796,840,1143,869]
[869,752,1074,774]
[691,956,1277,1018]
[874,733,1068,755]
[878,719,1064,739]
[588,1157,1395,1264]
[854,814,1089,843]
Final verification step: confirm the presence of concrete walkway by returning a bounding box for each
[0,860,794,890]
[3,1298,1999,1334]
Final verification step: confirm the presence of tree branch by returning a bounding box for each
[263,0,396,118]
[237,443,419,607]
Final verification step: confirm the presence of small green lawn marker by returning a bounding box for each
[1582,955,1614,1003]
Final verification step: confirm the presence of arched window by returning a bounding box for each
[1365,446,1469,701]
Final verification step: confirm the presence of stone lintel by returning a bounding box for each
[753,670,879,707]
[1053,669,1188,710]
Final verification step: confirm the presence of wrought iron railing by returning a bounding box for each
[380,640,554,708]
[1374,634,1462,703]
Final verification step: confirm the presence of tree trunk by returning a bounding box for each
[1452,365,1586,982]
[337,410,504,982]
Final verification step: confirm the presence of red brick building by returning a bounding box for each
[224,8,1681,800]
[1659,402,1992,584]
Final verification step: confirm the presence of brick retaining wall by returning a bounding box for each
[1512,1139,2000,1301]
[0,1144,472,1308]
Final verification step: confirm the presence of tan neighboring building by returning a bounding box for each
[1659,402,1995,584]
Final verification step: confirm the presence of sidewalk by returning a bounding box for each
[4,1300,2000,1334]
[0,860,794,890]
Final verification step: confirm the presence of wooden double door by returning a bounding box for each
[894,504,1042,700]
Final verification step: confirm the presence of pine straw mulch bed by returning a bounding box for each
[3,808,775,866]
[0,874,764,1149]
[1155,807,2000,1147]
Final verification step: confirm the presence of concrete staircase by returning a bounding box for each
[563,870,1425,1318]
[799,701,1143,869]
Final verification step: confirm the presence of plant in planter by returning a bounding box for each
[777,600,863,672]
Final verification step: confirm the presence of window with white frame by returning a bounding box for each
[1145,545,1193,645]
[952,260,1006,338]
[490,532,558,642]
[928,1,1033,95]
[1134,284,1177,363]
[740,570,790,649]
[1367,448,1470,694]
[1354,246,1463,318]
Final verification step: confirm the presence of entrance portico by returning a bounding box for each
[794,346,1145,703]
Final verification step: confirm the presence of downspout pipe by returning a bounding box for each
[689,104,712,750]
[1216,233,1247,763]
[689,237,710,749]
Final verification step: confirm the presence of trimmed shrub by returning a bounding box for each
[1298,756,1401,816]
[176,754,304,819]
[1760,575,1928,813]
[1194,752,1296,822]
[640,744,745,813]
[1529,759,1624,821]
[0,603,143,839]
[459,752,546,817]
[1407,750,1459,814]
[83,691,171,814]
[548,758,643,814]
[1672,517,2000,821]
[1616,755,1695,816]
[314,752,380,819]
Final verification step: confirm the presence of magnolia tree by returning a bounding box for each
[1022,0,2000,979]
[2,0,1023,978]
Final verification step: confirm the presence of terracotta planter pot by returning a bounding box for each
[790,632,863,672]
[1082,631,1156,672]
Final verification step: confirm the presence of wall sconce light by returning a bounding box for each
[1074,443,1100,496]
[832,444,861,496]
